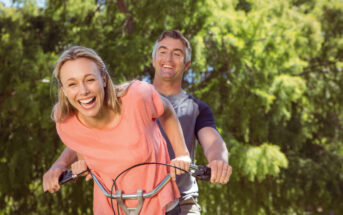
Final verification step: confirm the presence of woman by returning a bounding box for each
[51,46,190,214]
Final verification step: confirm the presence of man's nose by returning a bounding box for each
[164,52,173,61]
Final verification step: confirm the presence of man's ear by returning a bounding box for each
[185,61,192,71]
[152,58,157,68]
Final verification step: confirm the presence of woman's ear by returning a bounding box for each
[103,76,107,88]
[61,86,67,96]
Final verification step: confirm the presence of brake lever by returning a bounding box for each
[190,164,211,181]
[59,170,77,185]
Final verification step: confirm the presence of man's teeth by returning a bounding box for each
[163,65,173,68]
[80,97,94,104]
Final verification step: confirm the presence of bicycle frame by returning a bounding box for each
[91,171,171,215]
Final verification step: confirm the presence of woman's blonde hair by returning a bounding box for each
[52,46,126,122]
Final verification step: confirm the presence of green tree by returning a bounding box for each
[0,0,342,214]
[190,0,343,214]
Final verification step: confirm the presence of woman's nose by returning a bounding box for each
[79,83,89,95]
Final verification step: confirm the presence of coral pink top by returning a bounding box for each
[56,81,180,214]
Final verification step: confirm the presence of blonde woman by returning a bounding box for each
[48,46,190,214]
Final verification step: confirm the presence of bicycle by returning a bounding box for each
[58,162,211,215]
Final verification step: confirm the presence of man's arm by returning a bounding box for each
[159,96,191,180]
[197,127,232,184]
[43,147,77,193]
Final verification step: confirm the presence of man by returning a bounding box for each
[43,30,232,214]
[151,30,231,214]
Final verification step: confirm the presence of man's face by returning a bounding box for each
[152,37,191,82]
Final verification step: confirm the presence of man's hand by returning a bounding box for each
[208,160,232,184]
[43,166,66,193]
[170,156,191,181]
[71,160,92,181]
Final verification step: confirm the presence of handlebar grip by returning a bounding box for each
[58,170,74,185]
[191,165,211,181]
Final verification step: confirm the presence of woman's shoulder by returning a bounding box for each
[115,82,131,96]
[57,114,77,128]
[122,80,154,96]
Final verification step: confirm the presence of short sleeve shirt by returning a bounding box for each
[158,90,216,199]
[57,81,180,214]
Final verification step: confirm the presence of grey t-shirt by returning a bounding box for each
[158,90,217,200]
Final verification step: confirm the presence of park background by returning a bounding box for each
[0,0,342,214]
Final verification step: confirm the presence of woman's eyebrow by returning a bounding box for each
[65,73,95,82]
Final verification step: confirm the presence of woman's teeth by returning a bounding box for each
[79,97,96,109]
[80,97,94,104]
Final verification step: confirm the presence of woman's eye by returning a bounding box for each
[87,79,95,82]
[68,83,76,87]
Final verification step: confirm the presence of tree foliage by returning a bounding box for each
[0,0,342,214]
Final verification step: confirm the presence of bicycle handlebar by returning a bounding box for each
[58,163,211,215]
[59,163,211,188]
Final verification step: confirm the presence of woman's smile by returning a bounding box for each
[79,97,96,109]
[59,57,106,120]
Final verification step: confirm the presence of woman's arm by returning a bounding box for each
[158,96,190,180]
[72,154,92,181]
[43,147,77,193]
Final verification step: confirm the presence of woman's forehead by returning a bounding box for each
[60,58,100,81]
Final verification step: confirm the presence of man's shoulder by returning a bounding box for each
[183,92,212,111]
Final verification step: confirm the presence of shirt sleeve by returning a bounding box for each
[194,98,217,136]
[134,81,164,120]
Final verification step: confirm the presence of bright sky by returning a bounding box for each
[0,0,45,7]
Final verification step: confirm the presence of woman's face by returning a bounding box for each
[59,57,106,121]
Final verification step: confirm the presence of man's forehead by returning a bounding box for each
[158,37,185,50]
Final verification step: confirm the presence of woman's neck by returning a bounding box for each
[77,107,120,129]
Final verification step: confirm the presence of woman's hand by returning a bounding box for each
[43,166,66,193]
[170,155,191,181]
[43,147,77,193]
[71,160,92,181]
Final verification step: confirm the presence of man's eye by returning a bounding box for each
[174,53,181,57]
[87,79,95,82]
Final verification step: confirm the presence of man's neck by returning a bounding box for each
[153,79,182,96]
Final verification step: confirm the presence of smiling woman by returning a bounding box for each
[48,46,191,215]
[58,58,109,127]
[52,46,122,126]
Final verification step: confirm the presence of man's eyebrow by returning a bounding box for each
[158,46,168,50]
[158,46,184,53]
[173,48,184,53]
